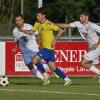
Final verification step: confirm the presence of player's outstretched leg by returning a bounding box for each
[54,68,72,86]
[48,61,72,86]
[81,58,100,83]
[27,62,43,80]
[35,61,50,85]
[43,63,60,78]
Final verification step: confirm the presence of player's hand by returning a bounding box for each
[57,24,69,29]
[61,24,67,28]
[91,43,99,50]
[19,28,25,33]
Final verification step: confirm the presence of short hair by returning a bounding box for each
[36,7,46,15]
[15,13,24,19]
[80,11,90,17]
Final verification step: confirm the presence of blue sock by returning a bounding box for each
[36,61,45,73]
[54,68,66,79]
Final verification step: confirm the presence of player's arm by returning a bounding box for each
[19,22,38,35]
[91,23,100,49]
[57,21,79,29]
[54,27,64,41]
[12,37,19,54]
[51,23,64,48]
[19,28,34,35]
[12,30,19,53]
[57,23,71,29]
[49,22,64,39]
[37,34,42,50]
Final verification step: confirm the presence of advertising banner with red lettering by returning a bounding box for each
[55,42,100,76]
[5,41,100,76]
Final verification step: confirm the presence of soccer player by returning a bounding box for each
[12,13,50,85]
[58,11,100,83]
[19,7,72,87]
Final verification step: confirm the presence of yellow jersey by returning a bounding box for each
[32,20,59,50]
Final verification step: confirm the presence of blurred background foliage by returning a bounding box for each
[0,0,100,35]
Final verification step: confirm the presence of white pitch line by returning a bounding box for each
[0,88,100,96]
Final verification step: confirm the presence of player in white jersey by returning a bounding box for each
[58,11,100,83]
[12,14,50,85]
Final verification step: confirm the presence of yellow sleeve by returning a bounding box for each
[32,22,39,31]
[47,21,60,31]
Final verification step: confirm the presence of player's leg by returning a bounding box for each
[32,54,50,85]
[81,58,100,75]
[81,47,100,75]
[43,63,59,78]
[81,46,100,83]
[47,61,72,86]
[81,58,100,83]
[29,50,49,78]
[27,62,43,80]
[40,48,72,86]
[22,53,43,80]
[32,55,49,76]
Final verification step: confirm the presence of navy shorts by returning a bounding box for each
[37,48,55,62]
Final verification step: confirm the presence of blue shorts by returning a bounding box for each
[21,47,38,65]
[37,48,55,62]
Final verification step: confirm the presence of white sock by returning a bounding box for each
[31,68,43,80]
[89,65,100,75]
[64,76,71,81]
[43,72,49,77]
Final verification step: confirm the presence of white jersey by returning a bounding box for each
[70,21,100,48]
[13,23,39,52]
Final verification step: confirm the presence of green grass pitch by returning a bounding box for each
[0,77,100,100]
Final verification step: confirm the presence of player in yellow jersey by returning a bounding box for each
[19,7,72,86]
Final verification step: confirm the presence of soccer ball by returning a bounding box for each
[0,76,9,86]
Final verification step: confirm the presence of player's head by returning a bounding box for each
[36,7,46,23]
[15,13,24,28]
[79,11,90,24]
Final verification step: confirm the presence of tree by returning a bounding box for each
[0,0,20,35]
[0,0,100,35]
